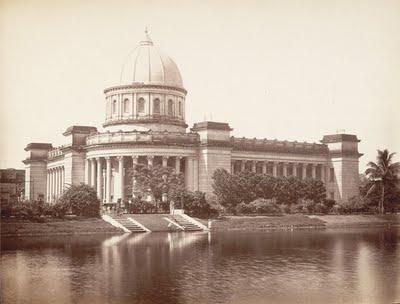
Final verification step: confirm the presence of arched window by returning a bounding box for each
[168,99,174,116]
[123,99,129,113]
[178,101,182,116]
[153,98,160,114]
[112,100,117,114]
[138,98,145,113]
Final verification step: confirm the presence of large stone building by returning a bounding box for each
[23,31,362,204]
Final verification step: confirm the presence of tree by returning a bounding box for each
[125,164,184,203]
[57,184,100,217]
[365,149,400,214]
[212,169,328,213]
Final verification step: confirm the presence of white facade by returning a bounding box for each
[23,31,362,204]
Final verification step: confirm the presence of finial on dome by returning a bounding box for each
[140,26,153,46]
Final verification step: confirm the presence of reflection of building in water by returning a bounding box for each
[23,30,362,205]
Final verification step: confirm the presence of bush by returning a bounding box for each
[279,204,291,214]
[57,184,100,217]
[296,199,316,214]
[212,169,327,213]
[235,202,252,214]
[235,198,280,215]
[182,191,219,219]
[330,196,369,214]
[250,198,280,214]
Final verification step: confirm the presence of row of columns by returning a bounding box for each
[85,155,192,204]
[231,160,326,181]
[47,166,65,203]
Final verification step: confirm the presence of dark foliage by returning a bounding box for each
[56,184,100,217]
[212,169,328,213]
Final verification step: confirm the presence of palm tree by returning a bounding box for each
[365,149,400,214]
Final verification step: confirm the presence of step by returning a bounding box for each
[108,215,147,233]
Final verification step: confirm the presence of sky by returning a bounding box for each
[1,0,399,171]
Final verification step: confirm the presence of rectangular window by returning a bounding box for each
[330,168,335,182]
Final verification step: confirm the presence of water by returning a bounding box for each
[1,228,400,304]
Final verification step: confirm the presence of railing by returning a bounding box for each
[47,147,64,159]
[86,130,199,146]
[230,137,328,154]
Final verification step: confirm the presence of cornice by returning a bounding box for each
[84,142,199,151]
[328,151,363,158]
[103,117,188,128]
[104,83,187,95]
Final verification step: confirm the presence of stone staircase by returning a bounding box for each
[108,214,148,233]
[170,215,203,232]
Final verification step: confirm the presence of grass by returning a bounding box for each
[1,217,123,236]
[310,214,400,227]
[212,215,326,230]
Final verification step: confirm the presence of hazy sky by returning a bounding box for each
[1,0,399,171]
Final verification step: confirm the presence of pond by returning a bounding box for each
[1,228,399,304]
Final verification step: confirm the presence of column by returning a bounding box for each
[118,156,124,201]
[162,156,168,167]
[241,160,245,172]
[312,164,317,179]
[46,170,50,202]
[283,163,288,177]
[49,169,53,203]
[90,158,97,190]
[322,165,327,184]
[60,167,64,195]
[175,156,181,173]
[262,162,267,174]
[147,156,154,167]
[185,157,193,191]
[193,157,199,191]
[85,158,91,185]
[293,163,298,178]
[132,155,138,170]
[55,168,59,199]
[231,161,235,174]
[302,164,307,180]
[272,162,277,177]
[251,161,256,173]
[106,157,112,203]
[96,158,103,201]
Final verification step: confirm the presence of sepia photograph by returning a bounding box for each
[1,0,399,303]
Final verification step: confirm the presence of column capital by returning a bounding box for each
[147,155,154,160]
[105,156,111,161]
[117,155,124,161]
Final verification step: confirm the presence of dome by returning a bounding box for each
[120,30,183,88]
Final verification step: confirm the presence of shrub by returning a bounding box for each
[212,169,328,213]
[250,198,280,214]
[338,195,369,214]
[235,198,280,215]
[279,204,291,214]
[57,184,100,217]
[183,191,219,219]
[235,202,252,214]
[296,199,316,213]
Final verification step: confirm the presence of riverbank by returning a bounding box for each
[1,218,124,237]
[210,214,400,231]
[2,214,399,236]
[310,214,400,227]
[210,215,326,230]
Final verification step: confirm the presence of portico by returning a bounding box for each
[84,154,197,203]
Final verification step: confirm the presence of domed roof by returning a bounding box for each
[120,30,183,88]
